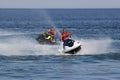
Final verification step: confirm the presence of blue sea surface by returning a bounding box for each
[0,9,120,80]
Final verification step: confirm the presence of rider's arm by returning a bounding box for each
[60,35,63,42]
[67,32,71,37]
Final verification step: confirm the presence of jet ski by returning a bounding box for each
[62,38,81,54]
[36,32,56,45]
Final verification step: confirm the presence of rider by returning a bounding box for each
[49,27,56,37]
[45,27,56,42]
[60,28,71,42]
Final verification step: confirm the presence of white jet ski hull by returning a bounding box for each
[63,41,81,54]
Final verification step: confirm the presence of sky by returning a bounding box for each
[0,0,120,8]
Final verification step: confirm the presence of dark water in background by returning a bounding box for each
[0,9,120,80]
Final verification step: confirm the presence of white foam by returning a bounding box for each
[77,38,113,55]
[0,37,60,56]
[0,30,40,36]
[0,30,114,56]
[0,37,114,56]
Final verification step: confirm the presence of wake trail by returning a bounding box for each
[0,34,115,56]
[77,38,113,55]
[0,29,117,56]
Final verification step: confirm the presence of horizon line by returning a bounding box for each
[0,7,120,9]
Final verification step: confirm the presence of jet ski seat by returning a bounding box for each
[64,39,74,47]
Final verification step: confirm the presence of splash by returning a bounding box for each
[0,30,115,56]
[0,29,40,36]
[77,38,113,55]
[0,36,60,56]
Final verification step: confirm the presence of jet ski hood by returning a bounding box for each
[62,38,81,54]
[36,33,56,45]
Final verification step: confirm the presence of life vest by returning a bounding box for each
[49,28,55,36]
[61,32,70,41]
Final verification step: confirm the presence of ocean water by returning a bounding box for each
[0,9,120,80]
